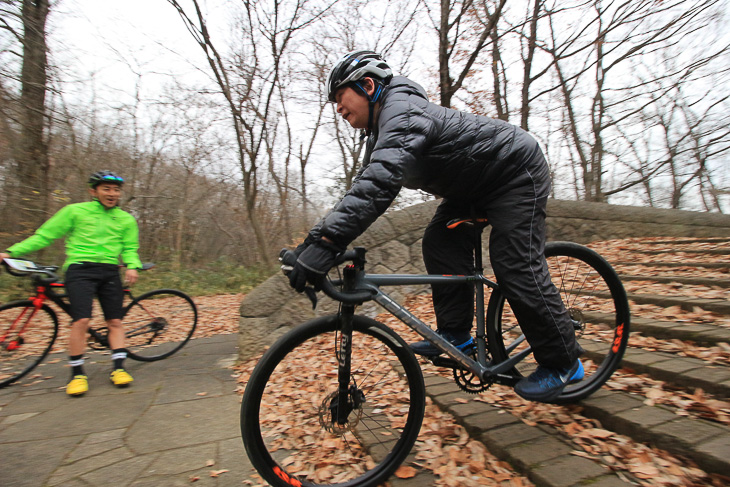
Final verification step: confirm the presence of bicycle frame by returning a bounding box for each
[9,272,139,349]
[359,274,527,385]
[329,226,530,387]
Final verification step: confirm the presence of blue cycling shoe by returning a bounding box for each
[410,329,474,357]
[514,359,584,403]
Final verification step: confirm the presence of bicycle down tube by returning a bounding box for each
[349,271,532,385]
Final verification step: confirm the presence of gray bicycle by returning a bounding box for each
[241,218,630,487]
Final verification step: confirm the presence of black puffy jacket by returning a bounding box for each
[312,76,544,248]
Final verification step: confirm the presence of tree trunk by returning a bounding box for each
[14,0,50,229]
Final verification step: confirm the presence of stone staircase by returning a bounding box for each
[406,237,730,486]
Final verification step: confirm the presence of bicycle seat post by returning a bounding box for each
[472,226,484,274]
[471,220,489,366]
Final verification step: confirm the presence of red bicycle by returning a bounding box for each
[0,258,198,388]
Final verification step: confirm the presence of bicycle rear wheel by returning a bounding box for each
[123,289,197,361]
[486,241,630,403]
[241,315,426,487]
[0,300,59,388]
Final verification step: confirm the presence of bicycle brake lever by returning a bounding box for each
[279,249,296,275]
[280,249,317,308]
[304,286,318,310]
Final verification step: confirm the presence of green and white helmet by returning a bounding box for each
[326,50,393,102]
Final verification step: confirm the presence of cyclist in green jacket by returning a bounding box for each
[0,171,142,396]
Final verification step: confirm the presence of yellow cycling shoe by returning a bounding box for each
[110,369,134,387]
[66,375,89,396]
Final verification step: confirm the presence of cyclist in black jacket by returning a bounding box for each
[287,50,584,403]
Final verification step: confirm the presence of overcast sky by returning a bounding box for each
[52,0,211,108]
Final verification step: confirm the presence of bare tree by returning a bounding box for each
[424,0,507,108]
[1,0,51,229]
[541,0,725,202]
[167,0,338,265]
[311,0,420,200]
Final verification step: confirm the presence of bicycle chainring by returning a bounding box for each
[454,350,493,394]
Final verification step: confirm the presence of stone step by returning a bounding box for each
[618,346,730,399]
[585,311,730,347]
[641,237,730,245]
[614,261,730,269]
[626,293,730,315]
[579,388,730,478]
[422,374,629,486]
[579,340,730,399]
[635,249,730,256]
[621,274,730,288]
[424,372,730,483]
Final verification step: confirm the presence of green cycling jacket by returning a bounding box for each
[7,201,142,270]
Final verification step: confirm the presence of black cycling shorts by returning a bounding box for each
[65,263,124,321]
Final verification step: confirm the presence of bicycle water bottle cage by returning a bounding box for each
[446,217,489,230]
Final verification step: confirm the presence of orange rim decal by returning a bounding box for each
[273,467,302,487]
[611,323,624,354]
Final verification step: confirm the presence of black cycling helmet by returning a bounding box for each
[326,50,393,103]
[88,170,124,188]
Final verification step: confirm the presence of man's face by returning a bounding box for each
[90,183,122,208]
[335,80,375,130]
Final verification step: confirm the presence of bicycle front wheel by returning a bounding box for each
[241,315,426,487]
[0,300,59,388]
[123,289,197,361]
[487,241,630,403]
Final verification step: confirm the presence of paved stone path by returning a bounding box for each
[0,334,255,487]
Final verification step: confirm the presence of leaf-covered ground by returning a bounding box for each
[231,236,729,486]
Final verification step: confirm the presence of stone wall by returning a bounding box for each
[237,199,730,360]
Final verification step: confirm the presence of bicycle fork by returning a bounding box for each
[1,299,44,351]
[331,264,362,427]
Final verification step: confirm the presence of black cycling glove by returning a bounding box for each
[288,240,340,293]
[293,233,317,258]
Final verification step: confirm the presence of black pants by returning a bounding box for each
[65,263,125,321]
[422,154,581,368]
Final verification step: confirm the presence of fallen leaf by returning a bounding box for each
[394,465,417,479]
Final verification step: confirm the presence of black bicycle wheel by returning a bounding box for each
[486,241,630,403]
[0,300,59,388]
[123,289,197,361]
[241,315,426,487]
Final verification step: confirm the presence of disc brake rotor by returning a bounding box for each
[318,388,364,434]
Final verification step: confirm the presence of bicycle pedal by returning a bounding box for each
[429,356,462,369]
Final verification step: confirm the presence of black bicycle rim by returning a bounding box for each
[241,315,426,487]
[123,289,197,362]
[487,241,630,403]
[0,301,59,388]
